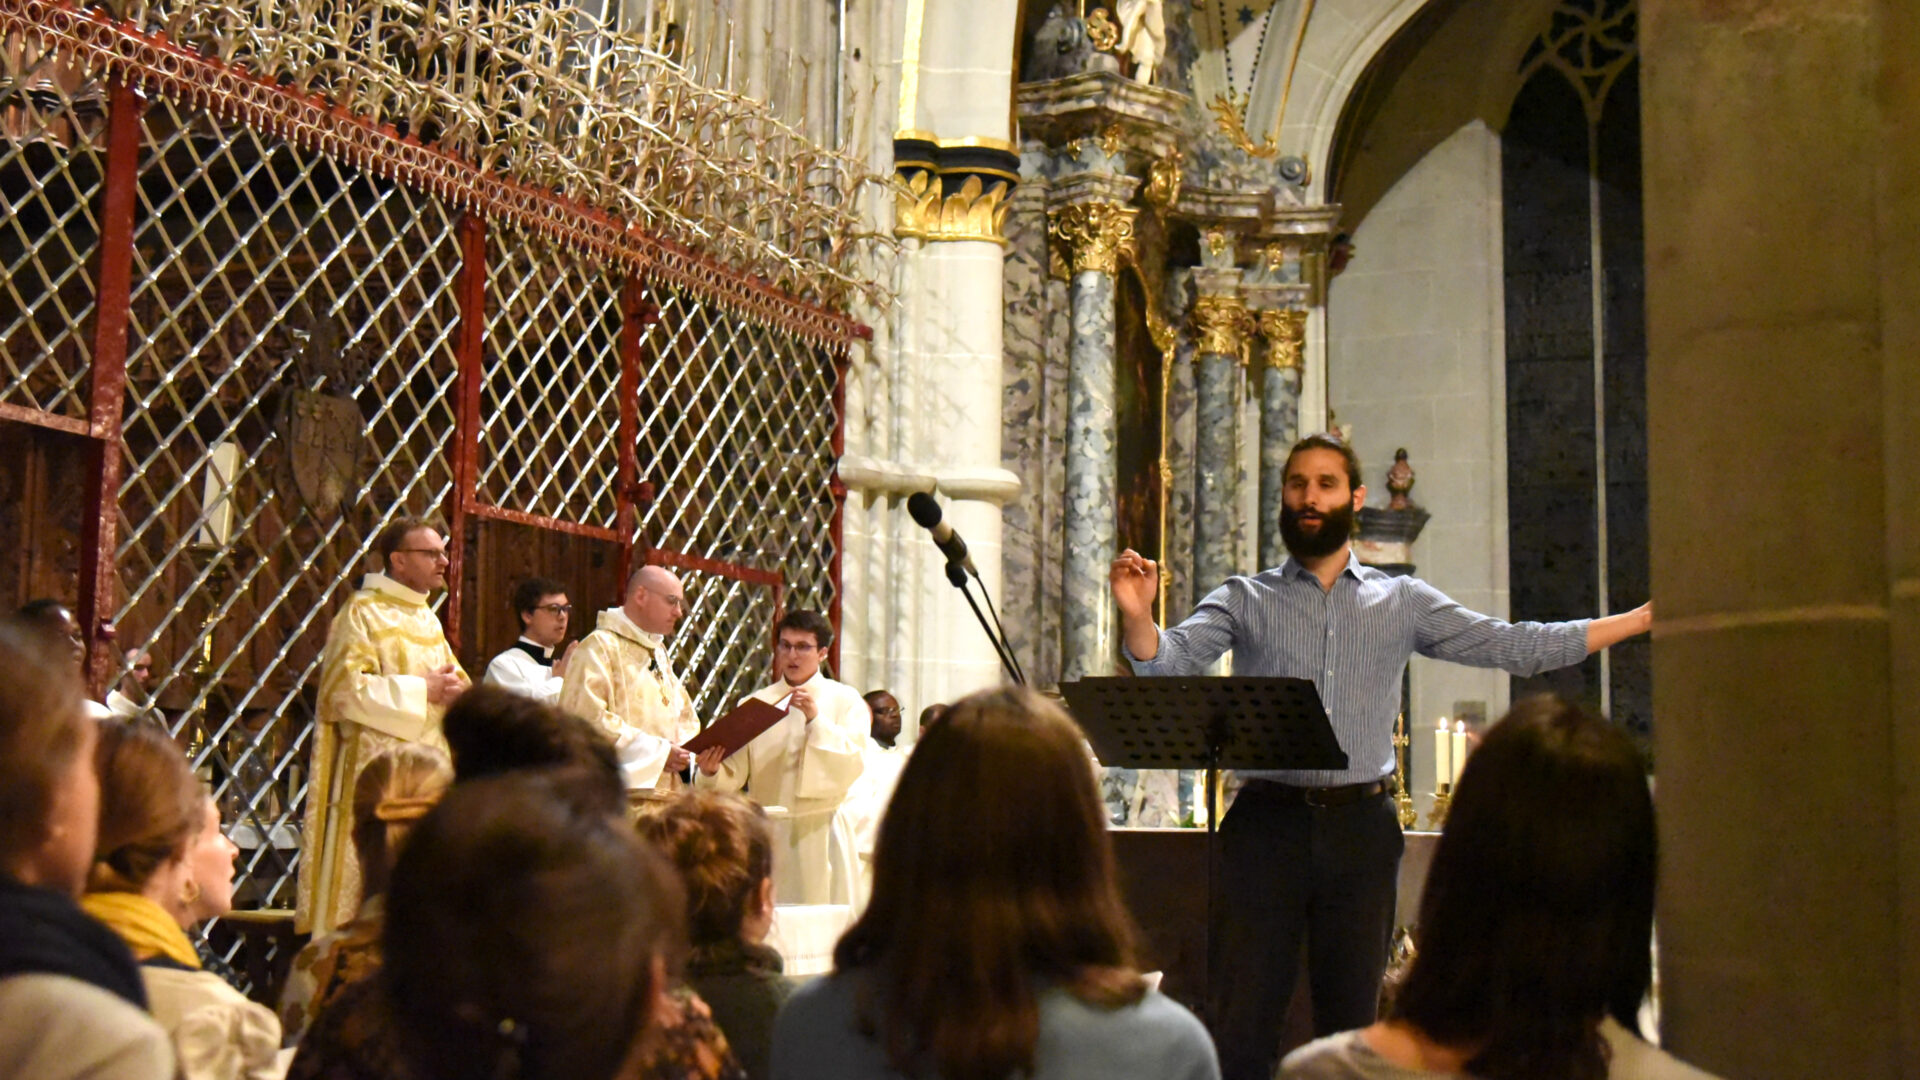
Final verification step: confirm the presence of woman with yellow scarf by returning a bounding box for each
[84,722,280,1080]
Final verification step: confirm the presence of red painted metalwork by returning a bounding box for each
[0,401,92,436]
[1,0,871,347]
[74,77,143,696]
[465,503,625,543]
[646,547,786,678]
[827,344,850,676]
[645,548,784,589]
[442,212,489,652]
[615,277,654,584]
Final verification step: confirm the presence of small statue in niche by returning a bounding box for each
[1115,0,1166,85]
[1386,448,1418,510]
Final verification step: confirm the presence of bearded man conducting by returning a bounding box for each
[1111,433,1654,1080]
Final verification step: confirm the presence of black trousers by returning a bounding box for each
[1210,780,1404,1080]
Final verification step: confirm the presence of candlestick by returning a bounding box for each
[1392,713,1415,829]
[1426,782,1451,829]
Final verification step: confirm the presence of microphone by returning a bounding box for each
[906,491,978,576]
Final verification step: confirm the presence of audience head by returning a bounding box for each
[636,790,776,951]
[513,576,571,648]
[351,744,453,905]
[773,610,832,686]
[0,615,96,895]
[1392,695,1655,1080]
[373,517,449,594]
[917,702,947,733]
[622,564,686,637]
[383,771,686,1080]
[17,597,85,670]
[863,690,902,746]
[90,721,238,926]
[118,648,154,703]
[441,686,623,814]
[836,686,1142,1080]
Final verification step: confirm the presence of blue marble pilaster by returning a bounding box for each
[1063,269,1117,682]
[1259,364,1303,570]
[1002,184,1057,688]
[1193,351,1243,592]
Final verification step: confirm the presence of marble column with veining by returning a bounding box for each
[1190,283,1249,593]
[1001,176,1058,688]
[1256,309,1307,570]
[1063,266,1118,681]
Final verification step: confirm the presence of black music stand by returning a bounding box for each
[1060,676,1347,1020]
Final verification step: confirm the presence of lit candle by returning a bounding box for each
[1433,718,1451,791]
[1451,721,1469,786]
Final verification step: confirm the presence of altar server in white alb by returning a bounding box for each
[482,576,574,703]
[701,610,866,904]
[559,564,705,791]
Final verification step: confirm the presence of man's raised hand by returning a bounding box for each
[1109,548,1159,620]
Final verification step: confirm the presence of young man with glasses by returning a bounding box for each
[698,610,868,905]
[301,517,469,936]
[482,576,575,704]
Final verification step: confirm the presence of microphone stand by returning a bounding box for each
[966,565,1026,684]
[944,561,1025,685]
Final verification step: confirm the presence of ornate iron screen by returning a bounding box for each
[0,0,865,988]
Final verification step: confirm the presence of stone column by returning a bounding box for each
[1188,277,1251,592]
[1048,200,1136,681]
[1256,307,1306,570]
[1639,1,1920,1077]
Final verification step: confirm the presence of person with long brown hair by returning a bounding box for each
[1281,696,1720,1080]
[291,770,699,1080]
[0,615,174,1079]
[770,686,1218,1080]
[279,743,452,1045]
[638,791,790,1080]
[84,721,280,1080]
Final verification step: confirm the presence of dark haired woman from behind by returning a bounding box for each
[638,791,791,1080]
[770,685,1219,1080]
[292,770,702,1080]
[1281,696,1720,1080]
[0,616,174,1079]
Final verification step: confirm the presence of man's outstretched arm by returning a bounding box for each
[1586,601,1653,653]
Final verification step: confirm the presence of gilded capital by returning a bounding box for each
[1258,308,1308,370]
[1191,294,1254,358]
[895,171,1013,244]
[1048,202,1137,276]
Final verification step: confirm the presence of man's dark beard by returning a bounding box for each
[1279,502,1356,560]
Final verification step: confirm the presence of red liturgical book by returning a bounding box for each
[684,695,791,759]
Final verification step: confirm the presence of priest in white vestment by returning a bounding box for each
[700,610,866,904]
[558,564,705,791]
[482,575,573,703]
[299,518,468,934]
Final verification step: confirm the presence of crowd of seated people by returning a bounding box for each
[0,605,1734,1080]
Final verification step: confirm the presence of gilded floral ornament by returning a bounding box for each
[895,172,1012,244]
[1208,92,1280,159]
[1258,308,1308,369]
[1086,7,1121,52]
[1048,202,1137,276]
[1144,150,1183,210]
[1191,294,1254,359]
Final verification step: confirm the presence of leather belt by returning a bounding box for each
[1256,778,1389,809]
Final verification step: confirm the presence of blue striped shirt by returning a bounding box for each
[1127,553,1590,786]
